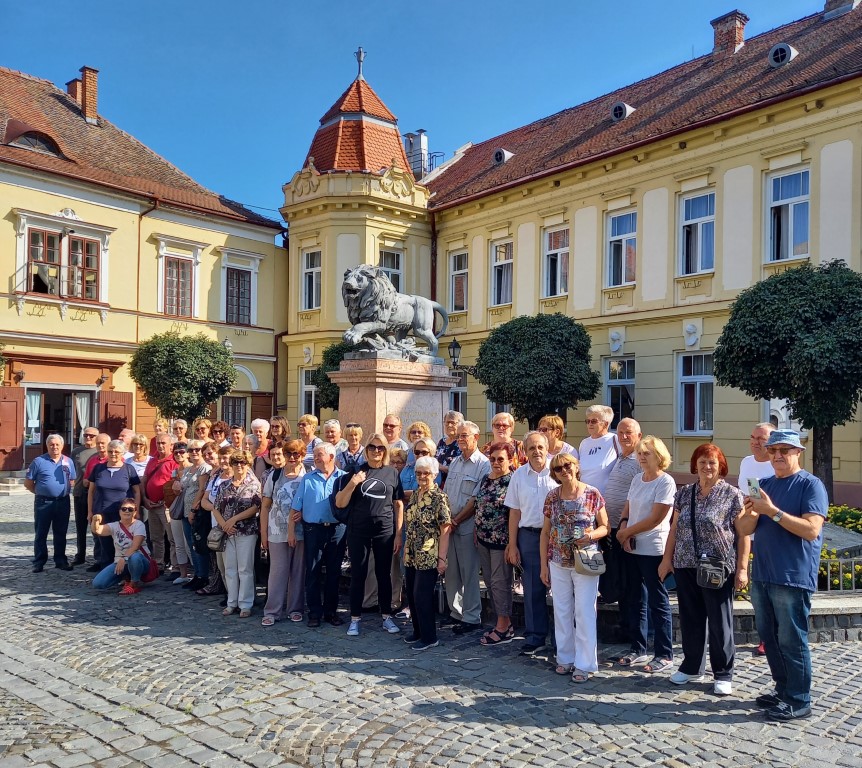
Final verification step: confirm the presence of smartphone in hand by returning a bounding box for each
[747,478,762,500]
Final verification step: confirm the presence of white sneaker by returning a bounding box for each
[382,617,401,634]
[347,619,361,636]
[670,671,705,685]
[173,576,192,585]
[714,680,733,696]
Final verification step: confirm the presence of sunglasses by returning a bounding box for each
[188,448,201,453]
[119,506,136,512]
[131,442,146,446]
[489,456,507,463]
[554,464,576,474]
[585,418,601,425]
[84,434,98,439]
[537,427,553,433]
[366,445,386,453]
[173,449,187,454]
[414,450,430,456]
[766,446,796,455]
[382,423,398,429]
[346,423,360,428]
[212,429,225,434]
[230,459,248,466]
[285,451,303,459]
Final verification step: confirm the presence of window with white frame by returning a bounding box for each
[302,250,322,310]
[680,192,715,275]
[219,247,262,326]
[301,369,320,421]
[607,211,637,287]
[222,396,247,429]
[768,169,809,262]
[379,249,402,292]
[165,257,193,317]
[449,251,468,312]
[543,228,569,298]
[490,241,513,306]
[679,352,714,433]
[155,234,205,317]
[606,357,635,429]
[449,370,467,414]
[486,400,511,430]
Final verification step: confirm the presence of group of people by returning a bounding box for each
[26,409,827,720]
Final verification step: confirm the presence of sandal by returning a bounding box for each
[222,607,238,616]
[479,626,514,646]
[618,653,649,666]
[643,657,673,674]
[239,609,252,618]
[572,670,591,683]
[554,664,573,675]
[289,612,303,622]
[261,616,275,626]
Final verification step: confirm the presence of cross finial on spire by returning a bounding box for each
[355,47,366,80]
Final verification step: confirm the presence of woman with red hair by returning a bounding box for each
[659,444,750,696]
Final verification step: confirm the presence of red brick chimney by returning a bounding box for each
[79,66,99,124]
[66,78,82,105]
[710,10,749,55]
[824,0,860,18]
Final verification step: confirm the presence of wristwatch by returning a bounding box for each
[772,510,784,523]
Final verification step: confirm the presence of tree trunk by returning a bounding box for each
[812,425,834,503]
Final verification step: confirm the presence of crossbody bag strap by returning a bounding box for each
[688,483,700,558]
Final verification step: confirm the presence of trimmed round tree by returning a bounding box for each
[129,332,238,422]
[311,341,355,411]
[714,260,862,500]
[474,312,601,430]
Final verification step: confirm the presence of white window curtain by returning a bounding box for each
[74,393,91,443]
[25,391,41,445]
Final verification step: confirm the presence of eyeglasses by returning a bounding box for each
[346,423,360,428]
[415,471,433,477]
[131,441,146,446]
[107,450,122,454]
[212,429,225,434]
[173,449,187,454]
[489,456,507,463]
[537,427,554,433]
[366,445,386,453]
[84,433,98,439]
[766,446,796,456]
[285,451,303,459]
[188,448,201,453]
[554,464,575,474]
[119,506,136,512]
[492,423,509,429]
[382,423,398,429]
[585,418,601,425]
[409,430,424,435]
[414,450,431,456]
[230,459,248,466]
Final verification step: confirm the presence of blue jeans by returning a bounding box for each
[303,522,346,620]
[92,552,149,589]
[183,517,210,579]
[33,495,71,568]
[518,528,548,646]
[751,580,813,707]
[624,552,673,660]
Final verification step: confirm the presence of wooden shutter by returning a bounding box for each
[99,391,133,438]
[0,388,24,470]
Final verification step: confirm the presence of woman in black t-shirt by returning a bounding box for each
[334,432,404,637]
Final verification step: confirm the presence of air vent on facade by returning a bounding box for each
[768,43,798,68]
[611,102,636,122]
[493,148,514,165]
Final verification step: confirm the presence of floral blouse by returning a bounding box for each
[543,485,605,568]
[215,473,262,537]
[474,473,512,550]
[672,480,744,570]
[435,438,461,473]
[404,485,452,570]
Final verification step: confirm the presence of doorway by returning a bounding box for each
[24,387,95,464]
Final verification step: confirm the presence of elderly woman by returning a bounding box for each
[336,424,365,472]
[250,418,271,479]
[198,444,235,597]
[577,405,620,494]
[334,433,404,637]
[297,414,322,471]
[540,453,609,681]
[482,412,525,467]
[126,434,152,481]
[149,417,169,457]
[400,437,438,503]
[91,498,151,594]
[616,436,677,673]
[192,418,212,442]
[435,410,463,486]
[538,414,579,459]
[659,444,749,695]
[213,449,261,617]
[403,455,452,651]
[324,419,349,452]
[178,439,212,591]
[389,448,407,474]
[269,415,291,442]
[260,439,307,625]
[172,419,189,444]
[88,439,141,572]
[406,421,433,445]
[475,442,516,646]
[167,442,193,585]
[211,420,230,447]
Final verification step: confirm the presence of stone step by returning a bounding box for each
[0,479,28,496]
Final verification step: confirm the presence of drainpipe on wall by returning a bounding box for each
[272,226,290,412]
[430,210,437,303]
[134,197,160,429]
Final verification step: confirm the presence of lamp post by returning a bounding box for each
[446,337,478,378]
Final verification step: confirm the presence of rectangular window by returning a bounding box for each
[680,192,715,275]
[379,249,402,292]
[222,396,247,429]
[225,267,251,325]
[606,357,635,429]
[607,211,637,287]
[165,257,193,317]
[28,228,61,296]
[679,352,714,433]
[449,369,467,414]
[486,400,511,429]
[449,251,468,312]
[769,169,809,262]
[302,250,322,310]
[491,241,513,306]
[543,228,569,297]
[301,369,320,421]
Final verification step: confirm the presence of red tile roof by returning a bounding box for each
[0,67,280,229]
[427,9,862,210]
[306,77,412,175]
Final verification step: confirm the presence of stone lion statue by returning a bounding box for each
[342,264,449,356]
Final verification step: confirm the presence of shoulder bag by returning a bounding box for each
[689,484,730,589]
[207,526,226,552]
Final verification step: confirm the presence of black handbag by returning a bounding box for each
[689,484,730,590]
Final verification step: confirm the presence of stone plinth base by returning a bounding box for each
[328,356,459,441]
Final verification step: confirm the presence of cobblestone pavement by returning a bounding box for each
[1,497,861,768]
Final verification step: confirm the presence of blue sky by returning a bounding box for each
[2,0,819,219]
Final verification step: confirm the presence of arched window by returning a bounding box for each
[10,132,61,156]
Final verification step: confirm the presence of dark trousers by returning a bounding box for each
[674,567,735,680]
[599,528,624,605]
[72,494,89,558]
[303,522,346,620]
[518,528,548,646]
[94,509,119,568]
[624,552,673,660]
[406,566,438,643]
[33,495,71,568]
[348,526,395,617]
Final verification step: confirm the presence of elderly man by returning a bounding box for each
[26,434,76,573]
[323,419,349,453]
[70,427,99,565]
[482,411,525,467]
[288,443,346,628]
[382,414,409,453]
[142,433,178,573]
[598,417,642,613]
[738,430,828,721]
[578,405,620,494]
[229,425,245,451]
[444,421,491,634]
[119,428,136,460]
[505,430,559,654]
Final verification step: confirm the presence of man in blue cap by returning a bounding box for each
[737,429,827,721]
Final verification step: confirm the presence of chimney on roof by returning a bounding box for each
[710,10,749,55]
[79,66,99,124]
[824,0,860,18]
[66,78,82,105]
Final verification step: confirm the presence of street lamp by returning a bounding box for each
[446,337,478,378]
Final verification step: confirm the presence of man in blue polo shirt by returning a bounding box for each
[288,442,346,628]
[25,434,76,573]
[738,429,828,721]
